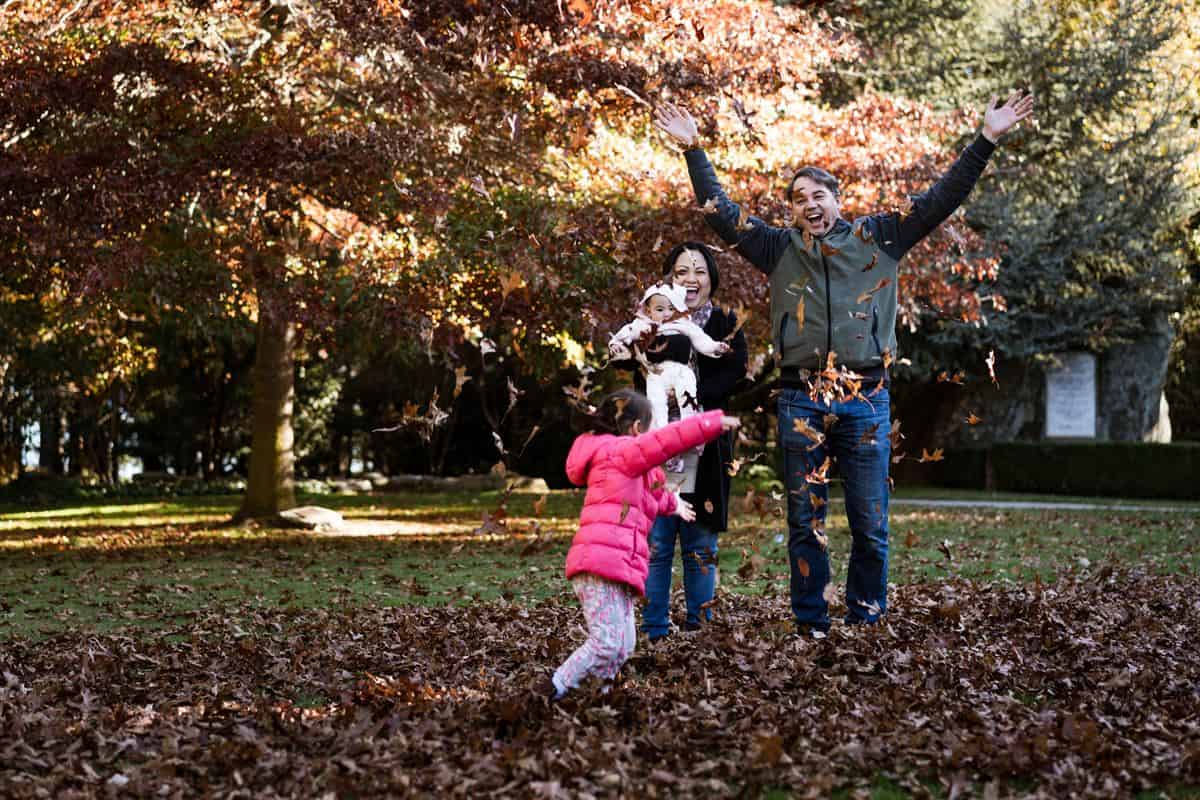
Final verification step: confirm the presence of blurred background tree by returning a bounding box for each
[1,0,1195,505]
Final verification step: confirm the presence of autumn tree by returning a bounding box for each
[1,0,1018,498]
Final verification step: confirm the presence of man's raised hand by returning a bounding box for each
[654,103,699,148]
[982,90,1035,144]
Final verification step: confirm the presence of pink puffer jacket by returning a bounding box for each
[564,410,726,596]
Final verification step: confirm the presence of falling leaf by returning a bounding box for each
[918,448,944,463]
[453,366,470,399]
[881,348,895,369]
[700,196,719,215]
[567,0,594,26]
[966,412,982,425]
[730,97,759,139]
[820,243,840,257]
[854,224,874,243]
[469,175,491,200]
[823,414,839,432]
[498,270,525,301]
[857,423,881,447]
[619,502,631,523]
[735,205,753,232]
[796,557,810,578]
[855,278,892,305]
[473,509,506,536]
[722,305,749,342]
[804,456,832,485]
[614,83,652,108]
[937,370,966,385]
[518,425,542,457]
[809,494,826,510]
[938,539,953,561]
[792,417,823,443]
[862,252,878,272]
[795,297,806,329]
[786,277,808,296]
[986,350,999,387]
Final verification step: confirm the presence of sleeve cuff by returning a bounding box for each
[969,133,997,159]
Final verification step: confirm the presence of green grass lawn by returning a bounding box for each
[2,483,1197,639]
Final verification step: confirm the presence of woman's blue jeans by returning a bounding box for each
[778,386,891,631]
[641,514,718,639]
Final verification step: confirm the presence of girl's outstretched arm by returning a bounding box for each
[611,411,737,477]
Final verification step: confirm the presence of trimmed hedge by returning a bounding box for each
[925,442,1200,500]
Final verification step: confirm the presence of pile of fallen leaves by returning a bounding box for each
[3,572,1198,798]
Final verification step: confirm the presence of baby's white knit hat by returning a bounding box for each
[640,282,688,313]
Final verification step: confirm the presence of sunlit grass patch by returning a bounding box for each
[1,487,1197,639]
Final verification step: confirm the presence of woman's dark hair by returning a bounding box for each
[787,166,840,203]
[662,241,720,295]
[574,388,653,436]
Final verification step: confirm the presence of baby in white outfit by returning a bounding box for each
[608,283,730,435]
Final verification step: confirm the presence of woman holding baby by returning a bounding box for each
[608,242,748,641]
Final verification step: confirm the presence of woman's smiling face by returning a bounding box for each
[670,249,712,310]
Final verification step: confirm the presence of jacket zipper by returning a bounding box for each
[871,305,882,356]
[777,311,790,362]
[821,249,833,361]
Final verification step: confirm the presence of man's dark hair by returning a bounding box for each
[787,166,840,204]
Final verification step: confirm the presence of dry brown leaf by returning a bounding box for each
[567,0,594,26]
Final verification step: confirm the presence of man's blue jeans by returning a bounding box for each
[641,514,718,639]
[778,387,891,631]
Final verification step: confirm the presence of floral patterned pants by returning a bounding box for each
[553,573,637,691]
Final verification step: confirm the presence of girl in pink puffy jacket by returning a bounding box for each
[545,388,739,700]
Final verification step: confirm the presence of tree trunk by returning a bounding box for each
[236,311,297,519]
[1098,314,1173,441]
[0,410,20,482]
[66,402,85,477]
[39,398,64,474]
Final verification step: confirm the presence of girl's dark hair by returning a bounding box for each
[662,241,720,295]
[574,388,653,436]
[787,166,840,203]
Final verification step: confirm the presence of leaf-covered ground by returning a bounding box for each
[2,490,1199,797]
[3,577,1199,798]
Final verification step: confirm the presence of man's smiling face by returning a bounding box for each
[790,176,841,238]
